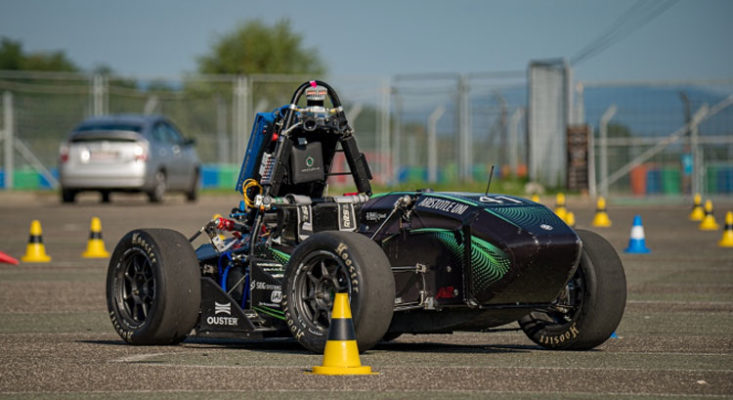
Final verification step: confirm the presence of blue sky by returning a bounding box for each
[1,0,731,82]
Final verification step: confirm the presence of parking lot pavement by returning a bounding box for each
[0,193,731,398]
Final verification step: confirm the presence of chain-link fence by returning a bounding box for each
[1,69,731,197]
[580,79,733,197]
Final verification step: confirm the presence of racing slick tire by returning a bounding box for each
[283,231,395,353]
[519,229,626,350]
[106,228,201,345]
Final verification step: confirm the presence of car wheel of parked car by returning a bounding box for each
[147,171,166,203]
[106,228,201,345]
[101,190,111,203]
[61,188,77,204]
[185,169,199,202]
[283,231,395,353]
[519,229,627,350]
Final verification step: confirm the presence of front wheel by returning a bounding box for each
[283,231,395,353]
[519,229,627,350]
[106,228,201,345]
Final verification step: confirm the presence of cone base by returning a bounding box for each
[310,365,375,375]
[689,209,704,221]
[624,248,650,254]
[625,241,650,254]
[21,255,51,263]
[718,234,733,248]
[699,224,719,231]
[82,242,110,258]
[82,252,110,258]
[592,215,612,228]
[21,246,51,263]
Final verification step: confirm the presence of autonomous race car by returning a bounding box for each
[106,81,627,353]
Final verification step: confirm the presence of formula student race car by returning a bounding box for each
[106,81,627,353]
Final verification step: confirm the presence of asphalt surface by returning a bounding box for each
[0,191,732,399]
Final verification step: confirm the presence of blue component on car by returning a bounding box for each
[235,108,284,193]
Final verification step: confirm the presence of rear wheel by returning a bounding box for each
[147,171,166,203]
[185,169,199,202]
[519,229,627,350]
[283,231,395,353]
[106,228,201,345]
[61,188,76,203]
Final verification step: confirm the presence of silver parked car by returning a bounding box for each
[59,115,200,203]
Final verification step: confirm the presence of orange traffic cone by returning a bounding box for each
[0,251,19,265]
[82,217,109,258]
[21,220,51,263]
[554,193,568,222]
[591,197,612,227]
[718,211,733,248]
[699,200,719,231]
[689,193,704,221]
[310,293,375,375]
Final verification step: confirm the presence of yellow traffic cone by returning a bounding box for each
[591,197,612,227]
[718,211,733,248]
[699,200,719,231]
[566,211,576,228]
[311,293,375,375]
[82,217,109,258]
[531,194,540,203]
[21,220,51,263]
[689,193,704,221]
[554,193,568,222]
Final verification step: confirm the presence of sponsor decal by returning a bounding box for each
[206,316,239,326]
[540,224,553,231]
[365,211,387,222]
[214,302,231,315]
[539,323,580,346]
[478,195,522,204]
[417,197,469,216]
[270,290,282,303]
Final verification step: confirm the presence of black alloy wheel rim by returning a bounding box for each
[293,250,351,332]
[116,248,156,328]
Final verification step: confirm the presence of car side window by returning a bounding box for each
[164,123,184,145]
[152,123,168,144]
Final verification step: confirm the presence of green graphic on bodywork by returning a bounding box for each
[488,206,564,229]
[264,248,291,265]
[254,305,286,320]
[412,228,511,293]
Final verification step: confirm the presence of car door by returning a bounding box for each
[163,122,189,189]
[151,122,176,187]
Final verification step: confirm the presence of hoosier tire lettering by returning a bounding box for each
[519,229,626,350]
[106,229,201,346]
[283,231,395,353]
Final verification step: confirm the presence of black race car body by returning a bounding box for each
[106,81,626,352]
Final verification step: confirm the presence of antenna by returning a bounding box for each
[484,165,495,195]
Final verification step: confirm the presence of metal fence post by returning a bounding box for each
[691,106,704,196]
[3,91,13,189]
[91,74,107,116]
[428,105,446,183]
[508,107,524,178]
[378,78,391,184]
[392,89,402,185]
[232,76,248,165]
[458,75,472,181]
[599,104,617,197]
